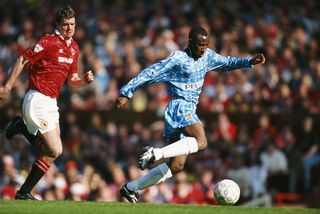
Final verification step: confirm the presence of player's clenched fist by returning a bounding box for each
[115,96,129,109]
[84,70,94,84]
[250,53,265,65]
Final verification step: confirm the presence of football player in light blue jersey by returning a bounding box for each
[116,26,265,203]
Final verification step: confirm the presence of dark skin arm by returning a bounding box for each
[250,54,265,65]
[115,54,265,108]
[115,96,129,109]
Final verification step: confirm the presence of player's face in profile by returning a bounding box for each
[57,18,75,40]
[190,35,209,59]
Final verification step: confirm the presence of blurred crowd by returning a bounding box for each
[0,0,320,207]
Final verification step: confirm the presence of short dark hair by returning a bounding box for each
[189,27,208,40]
[55,5,76,24]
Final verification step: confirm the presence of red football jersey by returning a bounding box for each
[23,32,79,98]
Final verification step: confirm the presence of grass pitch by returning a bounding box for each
[0,200,318,214]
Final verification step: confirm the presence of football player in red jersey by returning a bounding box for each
[0,5,94,200]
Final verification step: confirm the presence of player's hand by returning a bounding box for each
[250,54,265,65]
[115,96,129,109]
[84,70,94,84]
[0,86,11,100]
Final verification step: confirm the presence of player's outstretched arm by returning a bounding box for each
[115,96,129,109]
[68,70,94,89]
[0,56,28,99]
[250,53,265,65]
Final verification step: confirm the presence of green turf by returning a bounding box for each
[0,200,318,214]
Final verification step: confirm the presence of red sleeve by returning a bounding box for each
[22,36,49,64]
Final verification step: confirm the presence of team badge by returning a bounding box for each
[34,44,43,53]
[184,113,192,120]
[59,49,63,53]
[70,47,76,56]
[40,120,48,129]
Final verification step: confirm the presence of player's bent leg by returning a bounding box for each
[121,163,173,203]
[138,123,206,170]
[168,155,188,174]
[139,137,198,170]
[182,123,207,150]
[39,126,63,159]
[15,126,62,200]
[120,184,139,203]
[5,116,45,152]
[5,116,24,140]
[16,155,51,200]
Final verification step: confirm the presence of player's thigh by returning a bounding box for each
[182,123,207,149]
[22,90,59,135]
[169,155,188,174]
[182,122,205,138]
[55,123,61,136]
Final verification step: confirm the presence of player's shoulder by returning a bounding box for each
[33,33,56,47]
[173,50,187,57]
[205,48,216,56]
[168,50,189,61]
[40,33,58,41]
[37,33,60,45]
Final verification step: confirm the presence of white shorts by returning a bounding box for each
[22,89,59,135]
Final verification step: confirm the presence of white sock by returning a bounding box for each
[152,137,198,161]
[127,163,173,191]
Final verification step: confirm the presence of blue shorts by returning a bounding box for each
[163,99,201,141]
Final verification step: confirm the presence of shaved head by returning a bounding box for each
[189,27,208,41]
[188,27,209,59]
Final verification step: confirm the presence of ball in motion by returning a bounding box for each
[214,179,240,205]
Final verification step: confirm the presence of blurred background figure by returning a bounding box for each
[260,142,288,193]
[295,116,320,192]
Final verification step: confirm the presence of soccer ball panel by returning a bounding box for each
[214,179,240,205]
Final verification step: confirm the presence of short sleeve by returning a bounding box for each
[22,36,49,64]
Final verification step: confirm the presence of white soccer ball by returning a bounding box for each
[214,179,240,205]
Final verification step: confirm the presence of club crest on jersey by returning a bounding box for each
[184,113,192,120]
[70,47,76,56]
[59,49,63,53]
[40,120,48,129]
[58,57,73,64]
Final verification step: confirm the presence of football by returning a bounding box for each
[214,179,240,205]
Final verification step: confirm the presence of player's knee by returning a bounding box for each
[47,145,63,158]
[197,137,207,150]
[169,163,185,174]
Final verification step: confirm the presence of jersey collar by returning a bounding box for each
[185,47,193,58]
[55,29,72,46]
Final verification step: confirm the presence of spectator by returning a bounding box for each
[295,116,320,191]
[226,155,251,201]
[249,152,267,198]
[214,113,238,143]
[252,114,278,150]
[260,142,288,193]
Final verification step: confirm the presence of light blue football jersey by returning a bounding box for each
[120,48,252,140]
